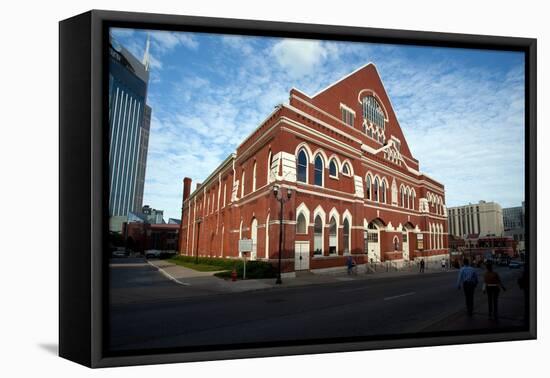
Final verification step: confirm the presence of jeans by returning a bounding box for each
[487,286,500,319]
[463,281,477,316]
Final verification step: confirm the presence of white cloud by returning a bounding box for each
[150,31,199,53]
[272,39,337,78]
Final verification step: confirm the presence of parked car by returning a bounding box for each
[508,260,525,269]
[112,249,129,258]
[145,249,161,259]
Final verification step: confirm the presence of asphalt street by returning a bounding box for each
[109,258,526,352]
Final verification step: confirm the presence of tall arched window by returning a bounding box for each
[267,150,273,184]
[252,162,257,192]
[381,180,386,203]
[373,177,379,202]
[241,171,246,197]
[297,149,308,183]
[250,218,258,260]
[329,216,337,254]
[329,159,338,177]
[411,192,415,210]
[439,224,443,248]
[314,155,324,186]
[428,223,434,249]
[366,175,371,200]
[343,219,350,254]
[404,189,409,209]
[265,214,270,259]
[400,187,404,207]
[296,213,307,234]
[314,215,323,255]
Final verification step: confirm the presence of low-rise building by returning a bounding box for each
[447,201,504,238]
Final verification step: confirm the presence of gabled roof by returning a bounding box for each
[291,63,416,164]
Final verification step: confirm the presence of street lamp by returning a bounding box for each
[273,184,292,284]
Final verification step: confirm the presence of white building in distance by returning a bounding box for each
[447,201,504,238]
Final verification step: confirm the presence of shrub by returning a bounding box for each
[166,255,276,279]
[214,260,276,279]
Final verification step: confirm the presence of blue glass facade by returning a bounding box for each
[108,39,150,217]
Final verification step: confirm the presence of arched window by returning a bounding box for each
[342,163,350,176]
[429,223,433,250]
[297,149,308,183]
[343,219,350,254]
[394,236,400,251]
[251,218,258,260]
[366,175,371,200]
[314,215,323,255]
[400,187,404,207]
[241,170,246,197]
[267,150,272,184]
[296,213,307,234]
[381,180,386,203]
[362,95,385,130]
[314,155,323,186]
[411,192,415,210]
[329,159,338,177]
[440,224,444,249]
[373,177,379,202]
[404,189,409,209]
[252,162,257,192]
[329,216,337,254]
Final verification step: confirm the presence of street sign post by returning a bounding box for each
[239,239,253,280]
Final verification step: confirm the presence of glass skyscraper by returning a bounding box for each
[108,36,151,222]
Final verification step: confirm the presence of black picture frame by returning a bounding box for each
[59,9,537,368]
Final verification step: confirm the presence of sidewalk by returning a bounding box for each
[421,274,527,332]
[147,258,457,297]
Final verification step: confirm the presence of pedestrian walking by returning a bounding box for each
[456,258,479,316]
[419,258,425,273]
[483,262,506,320]
[441,258,446,270]
[346,255,357,275]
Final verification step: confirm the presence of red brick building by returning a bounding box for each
[123,222,179,252]
[178,63,449,274]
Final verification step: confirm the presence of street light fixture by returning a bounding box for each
[273,184,292,284]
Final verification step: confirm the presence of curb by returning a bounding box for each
[146,260,191,286]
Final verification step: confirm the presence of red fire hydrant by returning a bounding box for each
[231,268,237,282]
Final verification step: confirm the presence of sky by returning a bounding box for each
[111,28,525,221]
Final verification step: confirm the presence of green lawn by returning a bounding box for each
[166,257,227,272]
[165,255,276,278]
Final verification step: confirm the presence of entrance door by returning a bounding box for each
[294,241,310,271]
[367,230,380,262]
[250,218,258,260]
[402,231,409,260]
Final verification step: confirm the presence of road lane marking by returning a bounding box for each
[339,286,371,293]
[384,292,416,301]
[146,260,191,286]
